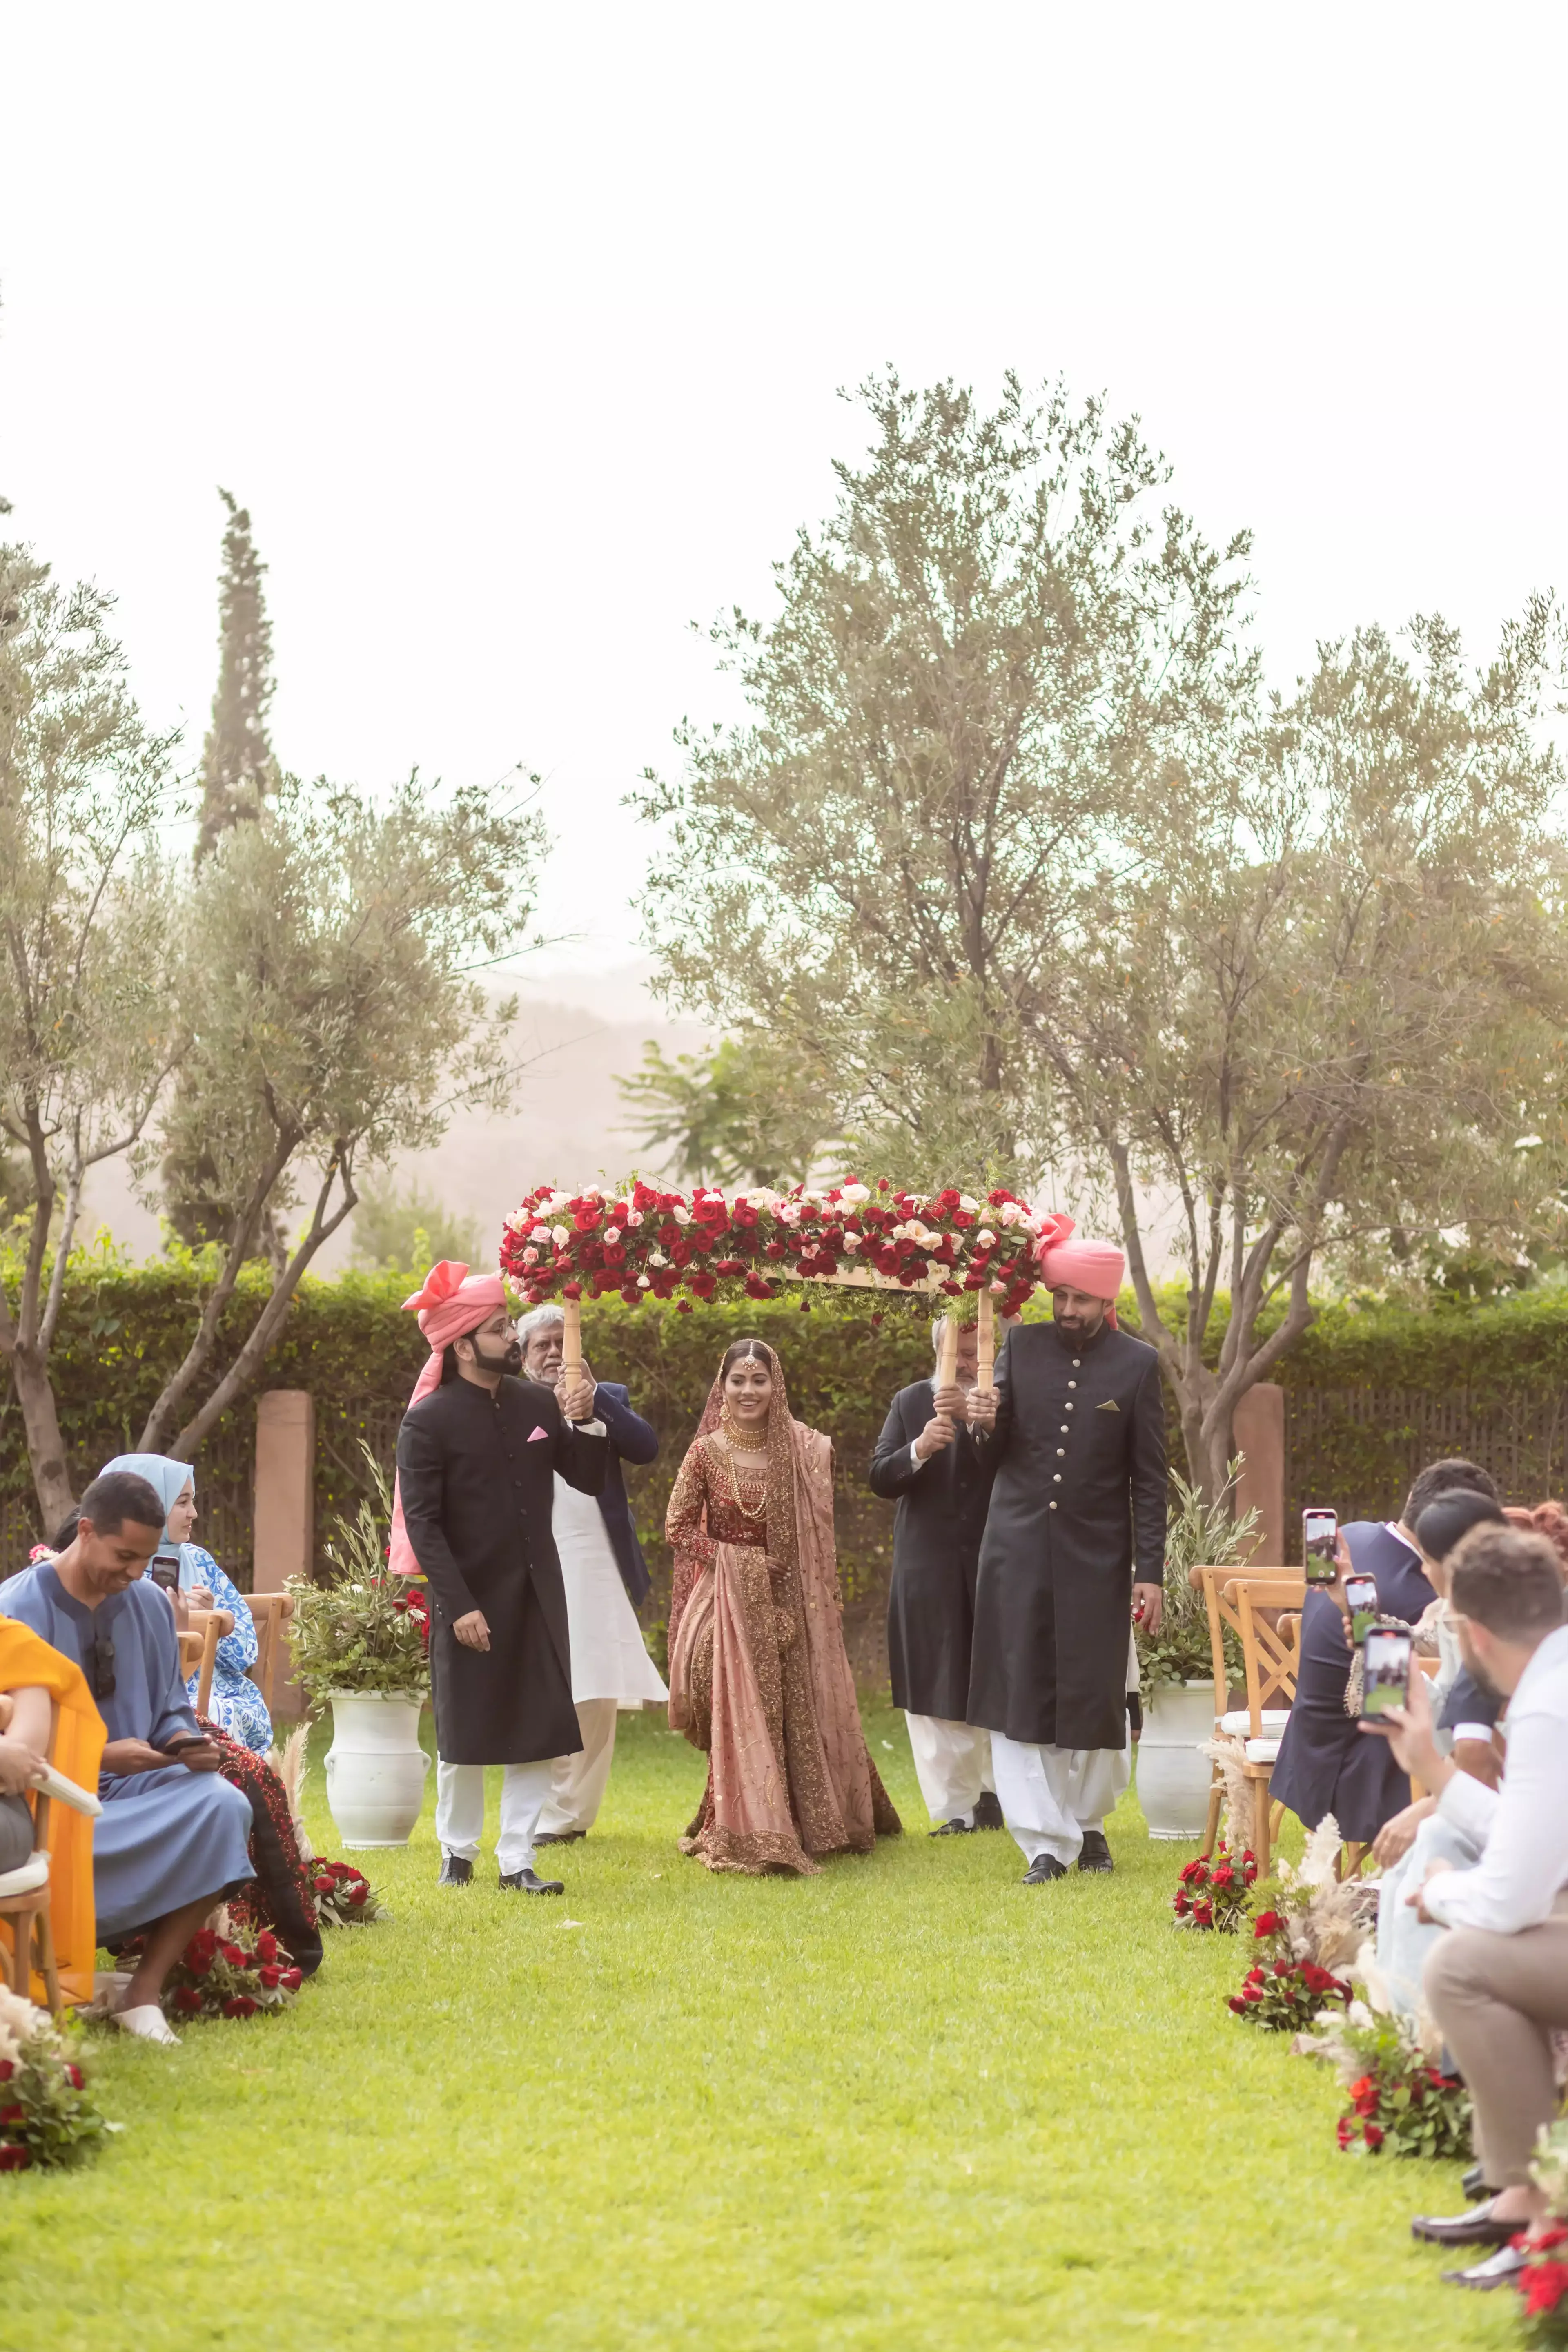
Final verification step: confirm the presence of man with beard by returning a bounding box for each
[869,1315,1003,1834]
[389,1262,606,1894]
[967,1234,1166,1882]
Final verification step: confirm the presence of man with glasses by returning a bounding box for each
[0,1468,253,2043]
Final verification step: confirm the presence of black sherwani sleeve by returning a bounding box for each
[1129,1354,1167,1584]
[972,1329,1015,1468]
[869,1395,919,1498]
[397,1412,479,1621]
[554,1396,608,1495]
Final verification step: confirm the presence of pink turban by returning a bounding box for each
[1034,1222,1126,1326]
[387,1260,509,1577]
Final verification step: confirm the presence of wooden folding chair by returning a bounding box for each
[0,1701,62,2015]
[1228,1573,1304,1875]
[245,1593,296,1714]
[178,1609,232,1717]
[1193,1565,1301,1857]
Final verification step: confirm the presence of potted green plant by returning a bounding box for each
[286,1452,430,1848]
[1136,1463,1258,1838]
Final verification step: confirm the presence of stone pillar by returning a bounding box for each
[1233,1383,1285,1565]
[254,1390,315,1718]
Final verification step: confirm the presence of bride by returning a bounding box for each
[665,1337,901,1874]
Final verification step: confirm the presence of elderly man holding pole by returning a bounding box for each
[390,1262,606,1894]
[967,1233,1166,1882]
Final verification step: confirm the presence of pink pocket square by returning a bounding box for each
[527,1425,550,1442]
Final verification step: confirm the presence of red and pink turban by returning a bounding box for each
[1034,1219,1126,1326]
[387,1260,508,1577]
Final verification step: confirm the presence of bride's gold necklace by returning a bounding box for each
[717,1416,770,1520]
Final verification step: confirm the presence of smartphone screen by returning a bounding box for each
[1363,1627,1413,1718]
[1345,1573,1379,1642]
[149,1554,181,1595]
[1303,1508,1339,1585]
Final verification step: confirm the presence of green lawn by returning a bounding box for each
[0,1706,1519,2350]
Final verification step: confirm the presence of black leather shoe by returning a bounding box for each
[971,1792,1005,1831]
[499,1868,564,1895]
[928,1819,971,1837]
[438,1852,473,1887]
[1441,2245,1532,2289]
[1461,2164,1492,2201]
[1022,1853,1067,1884]
[534,1830,585,1846]
[1411,2199,1519,2248]
[1077,1831,1114,1873]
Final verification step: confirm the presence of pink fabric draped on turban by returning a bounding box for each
[1034,1219,1126,1326]
[386,1260,509,1578]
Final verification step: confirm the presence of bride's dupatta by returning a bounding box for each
[667,1342,900,1875]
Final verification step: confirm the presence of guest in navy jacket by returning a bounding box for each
[1271,1458,1500,1844]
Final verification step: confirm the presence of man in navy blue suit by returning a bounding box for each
[1271,1457,1499,1844]
[515,1304,668,1841]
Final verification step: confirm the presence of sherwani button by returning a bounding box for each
[1053,1473,1062,1482]
[1048,1500,1057,1510]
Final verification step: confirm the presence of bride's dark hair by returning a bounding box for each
[721,1339,772,1376]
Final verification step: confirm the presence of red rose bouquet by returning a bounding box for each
[1172,1844,1256,1933]
[500,1178,1049,1316]
[1229,1906,1352,2029]
[1517,2122,1568,2345]
[311,1858,388,1927]
[0,1986,114,2172]
[160,1925,303,2021]
[1301,2005,1471,2160]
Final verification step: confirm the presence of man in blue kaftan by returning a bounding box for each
[0,1469,253,2044]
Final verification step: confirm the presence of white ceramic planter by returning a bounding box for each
[323,1692,430,1848]
[1137,1679,1216,1840]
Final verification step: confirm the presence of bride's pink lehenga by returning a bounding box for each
[665,1342,901,1875]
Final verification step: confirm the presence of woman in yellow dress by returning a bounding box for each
[0,1612,105,2006]
[666,1337,900,1874]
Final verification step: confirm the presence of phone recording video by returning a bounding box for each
[149,1553,181,1596]
[1303,1508,1339,1586]
[1362,1626,1413,1719]
[1345,1573,1379,1642]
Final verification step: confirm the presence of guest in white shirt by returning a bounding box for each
[1365,1524,1568,2285]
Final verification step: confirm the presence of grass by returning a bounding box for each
[0,1705,1521,2351]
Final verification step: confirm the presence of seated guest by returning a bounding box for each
[1271,1457,1498,1845]
[103,1452,272,1752]
[1368,1526,1568,2287]
[2,1469,254,2044]
[0,1616,106,2004]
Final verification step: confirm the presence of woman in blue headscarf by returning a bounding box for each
[102,1455,272,1753]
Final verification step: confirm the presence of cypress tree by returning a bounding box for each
[195,488,276,860]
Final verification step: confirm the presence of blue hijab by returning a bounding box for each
[101,1452,202,1585]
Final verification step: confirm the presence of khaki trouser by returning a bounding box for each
[1424,1893,1568,2188]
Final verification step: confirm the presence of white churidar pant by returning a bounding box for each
[904,1714,995,1826]
[434,1756,554,1875]
[990,1731,1132,1867]
[538,1696,620,1836]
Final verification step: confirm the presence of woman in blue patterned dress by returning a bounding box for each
[102,1454,273,1753]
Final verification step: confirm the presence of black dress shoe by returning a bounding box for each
[534,1830,586,1846]
[971,1792,1005,1831]
[1410,2198,1519,2248]
[499,1867,564,1895]
[1076,1831,1114,1873]
[438,1852,473,1887]
[928,1819,971,1837]
[1461,2163,1492,2201]
[1022,1853,1067,1884]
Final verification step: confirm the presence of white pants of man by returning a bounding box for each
[1376,1811,1483,2029]
[991,1731,1131,1868]
[435,1756,553,1876]
[905,1714,995,1827]
[537,1697,621,1837]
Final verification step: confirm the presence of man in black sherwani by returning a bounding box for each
[870,1317,1003,1834]
[967,1235,1167,1884]
[396,1289,607,1895]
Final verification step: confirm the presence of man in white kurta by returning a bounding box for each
[517,1308,667,1839]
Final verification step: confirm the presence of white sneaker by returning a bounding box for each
[114,2002,180,2046]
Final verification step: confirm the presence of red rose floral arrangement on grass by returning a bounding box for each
[160,1926,303,2022]
[0,1985,116,2172]
[1515,2121,1568,2346]
[1229,1916,1352,2031]
[500,1179,1053,1315]
[1296,2002,1471,2160]
[1172,1844,1257,1933]
[311,1858,388,1927]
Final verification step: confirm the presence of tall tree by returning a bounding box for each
[633,370,1254,1188]
[0,546,183,1525]
[195,488,276,861]
[619,1035,835,1188]
[141,770,547,1457]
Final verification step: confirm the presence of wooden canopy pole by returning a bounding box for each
[561,1294,584,1385]
[935,1311,958,1391]
[977,1290,995,1389]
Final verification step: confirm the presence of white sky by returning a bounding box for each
[3,2,1565,982]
